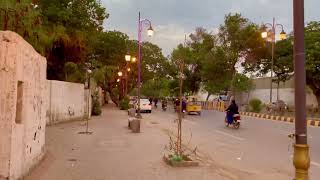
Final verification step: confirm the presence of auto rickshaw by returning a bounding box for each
[186,96,202,115]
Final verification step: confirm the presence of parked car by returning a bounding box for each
[134,98,152,113]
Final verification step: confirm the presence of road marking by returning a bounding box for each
[214,130,245,141]
[311,161,320,167]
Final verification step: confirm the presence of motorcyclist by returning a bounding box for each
[182,99,187,113]
[162,98,167,110]
[226,100,239,124]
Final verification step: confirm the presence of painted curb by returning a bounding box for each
[239,112,320,127]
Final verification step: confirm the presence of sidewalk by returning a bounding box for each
[26,104,233,180]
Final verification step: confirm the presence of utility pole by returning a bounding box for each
[292,0,310,179]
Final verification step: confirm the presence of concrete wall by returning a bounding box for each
[235,77,318,107]
[237,88,318,107]
[0,31,47,180]
[47,80,87,125]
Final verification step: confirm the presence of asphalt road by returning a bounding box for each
[146,106,320,179]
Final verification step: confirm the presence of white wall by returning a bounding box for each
[238,88,318,107]
[0,31,47,180]
[47,80,86,125]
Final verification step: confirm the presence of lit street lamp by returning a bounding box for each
[292,0,310,179]
[131,57,137,63]
[118,71,123,77]
[136,12,154,119]
[261,18,286,103]
[125,54,131,62]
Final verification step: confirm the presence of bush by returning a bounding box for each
[92,93,102,116]
[249,98,262,113]
[119,96,130,110]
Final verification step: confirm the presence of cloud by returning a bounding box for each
[101,0,320,56]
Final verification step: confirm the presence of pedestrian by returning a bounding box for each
[153,98,159,108]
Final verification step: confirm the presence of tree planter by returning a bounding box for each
[163,154,199,167]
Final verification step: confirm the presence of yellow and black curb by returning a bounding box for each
[239,112,320,127]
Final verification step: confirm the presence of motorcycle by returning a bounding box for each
[162,103,167,111]
[225,112,241,129]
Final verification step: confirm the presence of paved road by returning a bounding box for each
[146,106,320,179]
[26,104,319,180]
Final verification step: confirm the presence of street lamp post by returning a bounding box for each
[136,12,154,119]
[125,54,131,96]
[293,0,310,179]
[261,18,286,103]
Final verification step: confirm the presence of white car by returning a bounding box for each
[135,99,152,113]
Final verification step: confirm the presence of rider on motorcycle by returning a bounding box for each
[226,100,239,124]
[162,98,167,109]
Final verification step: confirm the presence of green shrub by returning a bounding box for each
[119,96,130,110]
[92,93,102,116]
[249,98,262,113]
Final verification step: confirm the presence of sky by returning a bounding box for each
[101,0,320,56]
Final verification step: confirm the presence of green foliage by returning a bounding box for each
[170,154,183,162]
[141,78,170,98]
[64,62,86,83]
[244,21,320,105]
[232,73,253,93]
[91,92,102,116]
[119,96,129,110]
[249,98,262,113]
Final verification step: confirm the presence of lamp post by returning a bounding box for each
[292,0,310,179]
[136,12,154,119]
[261,18,286,103]
[125,54,131,96]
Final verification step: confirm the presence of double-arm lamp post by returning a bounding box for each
[136,12,154,119]
[261,18,287,103]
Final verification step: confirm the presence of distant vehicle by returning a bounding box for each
[225,112,241,129]
[186,96,201,115]
[135,98,152,113]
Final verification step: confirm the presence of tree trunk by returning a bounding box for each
[277,81,280,101]
[206,93,211,101]
[315,90,320,110]
[306,77,320,109]
[107,82,119,106]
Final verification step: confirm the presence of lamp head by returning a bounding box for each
[125,54,131,62]
[147,25,154,37]
[280,30,287,40]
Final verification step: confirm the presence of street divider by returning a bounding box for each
[201,101,225,111]
[201,101,320,127]
[239,111,320,127]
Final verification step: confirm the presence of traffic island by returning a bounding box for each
[163,154,199,167]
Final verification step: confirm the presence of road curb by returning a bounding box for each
[239,112,320,127]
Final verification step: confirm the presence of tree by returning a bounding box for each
[201,47,233,100]
[305,21,320,106]
[244,21,320,106]
[218,13,265,74]
[232,73,253,93]
[141,78,170,98]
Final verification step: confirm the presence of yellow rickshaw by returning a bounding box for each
[186,96,202,115]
